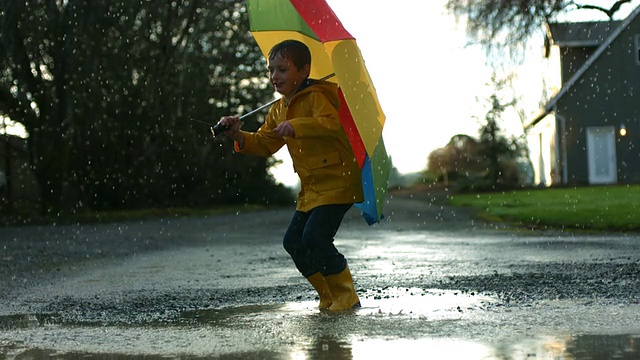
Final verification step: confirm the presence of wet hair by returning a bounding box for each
[268,39,311,71]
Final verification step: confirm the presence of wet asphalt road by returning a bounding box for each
[1,188,640,359]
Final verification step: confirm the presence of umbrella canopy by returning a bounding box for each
[246,0,390,225]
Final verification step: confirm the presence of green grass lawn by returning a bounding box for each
[449,184,640,232]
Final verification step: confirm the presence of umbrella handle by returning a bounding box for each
[211,122,229,136]
[189,119,229,136]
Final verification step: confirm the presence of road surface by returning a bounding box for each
[1,187,639,359]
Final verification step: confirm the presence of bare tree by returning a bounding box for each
[445,0,636,62]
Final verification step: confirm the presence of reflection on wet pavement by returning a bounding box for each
[1,290,639,359]
[3,334,640,359]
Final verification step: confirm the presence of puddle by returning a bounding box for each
[2,331,639,359]
[0,290,639,359]
[181,288,498,324]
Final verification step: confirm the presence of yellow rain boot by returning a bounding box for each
[325,265,361,311]
[306,272,333,309]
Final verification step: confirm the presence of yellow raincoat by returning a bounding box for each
[235,80,364,212]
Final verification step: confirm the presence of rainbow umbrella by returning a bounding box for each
[245,0,390,225]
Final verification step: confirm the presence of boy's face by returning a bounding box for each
[268,53,310,101]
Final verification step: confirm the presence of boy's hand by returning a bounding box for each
[214,116,245,148]
[274,121,295,138]
[214,116,241,138]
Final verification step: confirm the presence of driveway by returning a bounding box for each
[1,187,639,359]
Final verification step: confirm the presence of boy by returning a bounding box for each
[215,39,363,311]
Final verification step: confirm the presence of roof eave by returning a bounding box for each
[543,6,640,110]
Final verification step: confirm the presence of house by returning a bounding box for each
[525,5,640,186]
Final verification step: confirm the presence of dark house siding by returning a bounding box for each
[555,18,640,185]
[560,46,596,81]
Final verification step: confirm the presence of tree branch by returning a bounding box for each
[569,0,633,19]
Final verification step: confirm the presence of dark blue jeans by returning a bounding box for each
[282,203,353,278]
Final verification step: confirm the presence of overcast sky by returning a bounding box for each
[271,0,640,187]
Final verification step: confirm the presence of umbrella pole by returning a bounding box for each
[239,73,335,120]
[238,99,277,120]
[199,73,336,136]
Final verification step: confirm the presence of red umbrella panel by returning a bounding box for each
[246,0,389,225]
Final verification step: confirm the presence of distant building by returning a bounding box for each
[525,6,640,186]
